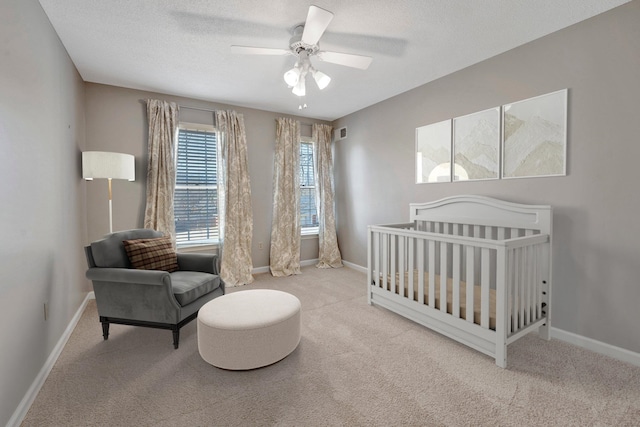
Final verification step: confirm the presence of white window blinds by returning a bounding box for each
[300,141,318,229]
[174,126,219,245]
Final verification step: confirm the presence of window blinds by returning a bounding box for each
[174,128,219,244]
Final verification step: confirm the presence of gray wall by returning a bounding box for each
[84,83,329,269]
[332,1,640,354]
[0,0,88,424]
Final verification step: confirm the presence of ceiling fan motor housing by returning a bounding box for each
[290,25,319,56]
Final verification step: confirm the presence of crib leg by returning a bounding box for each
[539,323,551,340]
[496,344,507,368]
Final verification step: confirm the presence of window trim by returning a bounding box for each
[174,122,220,248]
[300,136,318,235]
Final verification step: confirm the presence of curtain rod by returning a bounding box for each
[140,99,319,125]
[138,99,215,113]
[179,104,216,113]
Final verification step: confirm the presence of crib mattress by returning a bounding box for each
[381,272,497,330]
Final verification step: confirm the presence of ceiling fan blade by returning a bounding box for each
[317,51,373,70]
[301,5,334,46]
[231,45,291,56]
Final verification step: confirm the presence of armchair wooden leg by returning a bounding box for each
[172,329,179,349]
[100,317,110,340]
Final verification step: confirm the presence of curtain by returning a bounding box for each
[270,117,301,276]
[215,110,254,286]
[144,99,179,242]
[313,123,343,268]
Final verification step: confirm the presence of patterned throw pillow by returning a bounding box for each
[123,236,179,272]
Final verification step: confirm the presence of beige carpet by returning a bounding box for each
[22,266,640,426]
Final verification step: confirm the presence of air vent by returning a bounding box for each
[335,126,347,141]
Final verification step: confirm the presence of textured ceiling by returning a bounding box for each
[38,0,629,121]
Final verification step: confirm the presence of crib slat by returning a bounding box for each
[474,225,480,238]
[398,236,405,297]
[390,235,397,294]
[512,248,521,332]
[481,248,490,328]
[382,233,388,291]
[440,242,448,313]
[428,240,436,308]
[519,246,525,329]
[453,244,461,318]
[466,246,475,324]
[374,232,380,288]
[367,229,373,304]
[531,245,542,321]
[497,227,505,241]
[506,249,513,334]
[408,237,415,301]
[495,245,508,368]
[524,246,531,325]
[417,239,425,305]
[486,226,494,240]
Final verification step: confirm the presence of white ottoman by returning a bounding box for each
[197,289,301,370]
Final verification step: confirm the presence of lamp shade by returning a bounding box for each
[283,67,300,87]
[82,151,135,181]
[292,77,306,96]
[312,69,331,90]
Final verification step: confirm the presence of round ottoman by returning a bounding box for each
[197,289,301,370]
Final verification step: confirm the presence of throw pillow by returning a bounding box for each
[123,236,179,272]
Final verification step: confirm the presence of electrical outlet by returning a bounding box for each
[43,303,48,321]
[258,242,264,250]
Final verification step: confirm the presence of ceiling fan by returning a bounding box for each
[231,5,373,98]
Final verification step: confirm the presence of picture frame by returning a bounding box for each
[416,119,452,183]
[502,89,567,179]
[453,107,500,181]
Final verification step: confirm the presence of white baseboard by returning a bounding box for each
[551,327,640,368]
[342,260,367,274]
[252,258,320,275]
[8,291,95,427]
[300,258,319,267]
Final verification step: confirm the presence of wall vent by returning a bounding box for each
[335,126,348,141]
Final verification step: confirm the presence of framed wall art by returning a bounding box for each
[502,89,567,179]
[453,107,500,181]
[416,119,452,183]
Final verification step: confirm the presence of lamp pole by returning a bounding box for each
[108,178,113,233]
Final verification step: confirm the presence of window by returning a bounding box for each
[174,123,219,246]
[300,140,318,234]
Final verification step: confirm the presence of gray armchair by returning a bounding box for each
[85,229,225,349]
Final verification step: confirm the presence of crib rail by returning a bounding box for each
[367,224,550,340]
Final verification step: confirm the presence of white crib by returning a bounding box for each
[367,195,552,368]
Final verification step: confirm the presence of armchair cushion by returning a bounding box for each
[123,236,179,272]
[91,229,162,268]
[171,271,222,306]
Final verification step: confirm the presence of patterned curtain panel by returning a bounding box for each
[313,123,343,268]
[270,117,301,276]
[144,99,179,242]
[215,110,254,286]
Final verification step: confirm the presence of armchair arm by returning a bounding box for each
[177,253,220,275]
[86,267,180,323]
[86,267,171,285]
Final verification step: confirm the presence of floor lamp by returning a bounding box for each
[82,151,135,233]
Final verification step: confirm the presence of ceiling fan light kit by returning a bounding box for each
[283,66,301,87]
[231,5,373,102]
[292,77,306,96]
[311,69,331,90]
